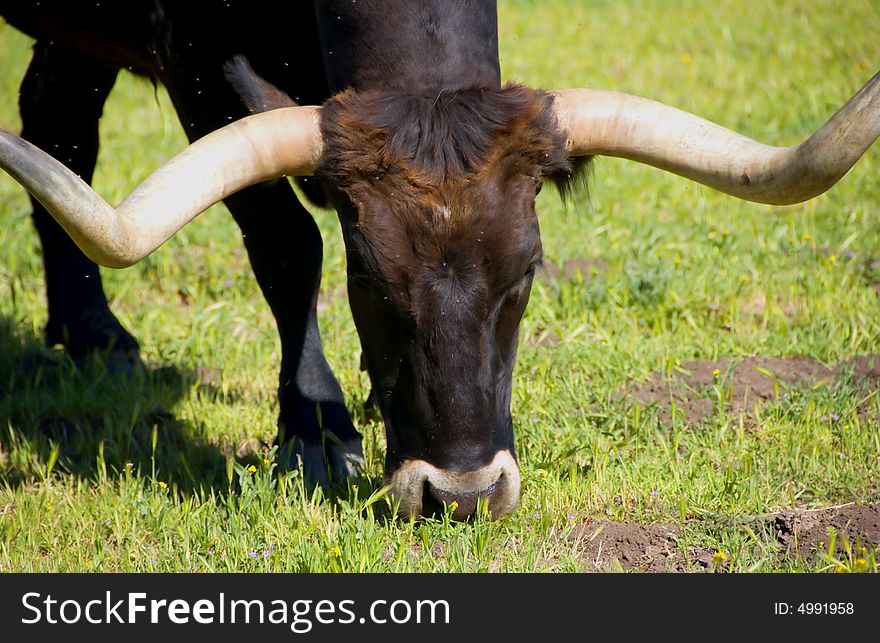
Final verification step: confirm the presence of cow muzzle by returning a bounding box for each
[387,450,520,520]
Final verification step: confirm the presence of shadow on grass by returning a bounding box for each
[0,318,242,497]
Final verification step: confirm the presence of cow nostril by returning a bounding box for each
[425,477,499,520]
[420,479,442,517]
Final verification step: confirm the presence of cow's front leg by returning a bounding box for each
[223,185,364,487]
[19,42,140,371]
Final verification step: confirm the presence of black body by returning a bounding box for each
[1,0,355,464]
[2,0,571,512]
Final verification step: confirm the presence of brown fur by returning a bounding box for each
[316,86,572,306]
[317,84,576,286]
[318,83,572,191]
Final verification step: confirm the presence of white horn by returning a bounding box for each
[552,70,880,205]
[0,106,323,268]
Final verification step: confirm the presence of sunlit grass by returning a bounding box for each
[1,0,879,572]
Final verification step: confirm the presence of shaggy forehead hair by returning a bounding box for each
[316,85,579,294]
[316,83,573,201]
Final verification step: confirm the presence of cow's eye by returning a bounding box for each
[526,254,544,278]
[510,263,538,292]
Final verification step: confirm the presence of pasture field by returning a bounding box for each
[1,0,879,573]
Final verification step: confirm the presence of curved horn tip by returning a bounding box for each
[551,71,880,205]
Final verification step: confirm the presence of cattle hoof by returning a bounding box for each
[100,349,146,377]
[74,345,145,379]
[278,437,365,489]
[329,438,366,479]
[46,309,141,374]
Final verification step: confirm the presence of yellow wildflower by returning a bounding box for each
[711,551,728,565]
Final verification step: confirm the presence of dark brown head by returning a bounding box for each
[317,85,572,518]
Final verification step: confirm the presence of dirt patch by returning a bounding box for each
[770,503,880,566]
[532,330,562,346]
[625,354,880,425]
[569,520,716,572]
[839,354,880,391]
[194,366,223,388]
[568,503,880,572]
[539,257,608,282]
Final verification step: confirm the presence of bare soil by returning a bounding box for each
[539,257,609,281]
[569,520,694,572]
[575,355,880,571]
[771,503,880,565]
[569,503,880,572]
[625,354,880,425]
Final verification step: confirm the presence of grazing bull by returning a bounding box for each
[1,1,879,519]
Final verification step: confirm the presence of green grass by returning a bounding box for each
[1,0,879,572]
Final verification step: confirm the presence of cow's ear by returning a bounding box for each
[547,155,593,206]
[224,55,298,114]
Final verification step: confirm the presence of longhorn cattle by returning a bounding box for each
[1,0,879,519]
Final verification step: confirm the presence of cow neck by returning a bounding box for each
[314,0,502,95]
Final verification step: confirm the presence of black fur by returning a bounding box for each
[2,0,592,498]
